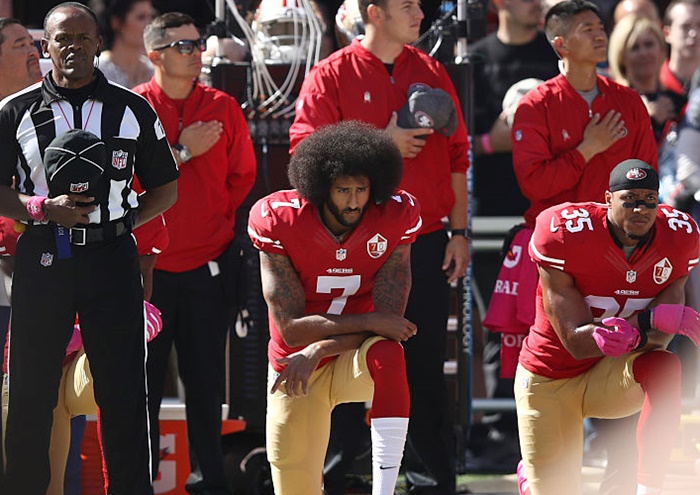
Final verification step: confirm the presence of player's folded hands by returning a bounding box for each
[652,304,700,346]
[592,317,640,357]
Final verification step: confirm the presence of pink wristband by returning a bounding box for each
[26,196,47,221]
[480,133,493,154]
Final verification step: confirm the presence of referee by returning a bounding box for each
[0,3,178,495]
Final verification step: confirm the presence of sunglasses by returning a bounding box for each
[153,38,207,55]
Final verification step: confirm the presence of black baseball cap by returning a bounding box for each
[43,129,106,204]
[609,159,659,192]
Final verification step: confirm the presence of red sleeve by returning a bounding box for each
[529,204,568,271]
[133,214,169,256]
[247,194,291,256]
[225,97,257,220]
[512,95,587,203]
[392,190,423,244]
[0,217,19,257]
[289,65,343,154]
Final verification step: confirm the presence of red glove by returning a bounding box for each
[144,300,163,342]
[592,317,641,357]
[652,304,700,345]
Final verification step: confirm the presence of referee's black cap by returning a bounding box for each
[44,129,107,204]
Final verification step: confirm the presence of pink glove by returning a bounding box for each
[652,304,700,345]
[592,317,640,357]
[144,300,163,342]
[65,324,83,356]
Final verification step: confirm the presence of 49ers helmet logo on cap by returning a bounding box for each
[626,168,647,180]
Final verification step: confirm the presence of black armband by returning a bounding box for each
[635,310,652,350]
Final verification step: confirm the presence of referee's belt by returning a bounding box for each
[68,218,132,246]
[27,217,133,246]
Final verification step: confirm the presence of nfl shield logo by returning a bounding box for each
[40,252,54,267]
[626,270,636,283]
[70,182,89,193]
[653,258,672,284]
[336,248,347,261]
[367,234,388,259]
[112,149,128,170]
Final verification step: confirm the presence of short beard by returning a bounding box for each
[326,200,367,228]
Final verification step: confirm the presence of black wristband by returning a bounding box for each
[635,310,652,350]
[638,310,652,333]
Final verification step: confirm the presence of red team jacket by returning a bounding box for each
[133,79,256,272]
[520,202,699,379]
[513,74,659,228]
[289,39,469,234]
[247,189,422,372]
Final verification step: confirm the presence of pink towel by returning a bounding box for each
[482,227,538,378]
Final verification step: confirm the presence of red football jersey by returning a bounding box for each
[520,202,700,379]
[248,189,422,372]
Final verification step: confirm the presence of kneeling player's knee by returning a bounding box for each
[633,351,681,388]
[367,340,406,378]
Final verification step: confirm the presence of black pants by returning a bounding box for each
[4,228,150,495]
[149,259,232,495]
[402,230,456,495]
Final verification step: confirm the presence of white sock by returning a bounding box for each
[370,417,409,495]
[636,484,662,495]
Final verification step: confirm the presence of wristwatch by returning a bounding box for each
[174,143,192,163]
[451,228,471,239]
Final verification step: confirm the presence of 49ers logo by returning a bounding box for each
[626,167,647,180]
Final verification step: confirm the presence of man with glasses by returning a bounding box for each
[0,3,178,495]
[136,11,256,495]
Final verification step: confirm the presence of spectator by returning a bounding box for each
[94,0,155,88]
[515,158,700,495]
[660,0,700,98]
[289,0,471,492]
[608,14,684,143]
[470,0,559,216]
[136,11,256,495]
[248,120,421,495]
[0,3,178,495]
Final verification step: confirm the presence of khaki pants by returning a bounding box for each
[2,347,97,495]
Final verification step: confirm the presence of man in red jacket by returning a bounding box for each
[289,1,470,493]
[135,11,256,495]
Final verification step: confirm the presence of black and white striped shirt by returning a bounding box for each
[0,70,179,225]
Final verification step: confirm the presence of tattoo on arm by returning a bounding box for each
[373,244,412,315]
[260,251,306,326]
